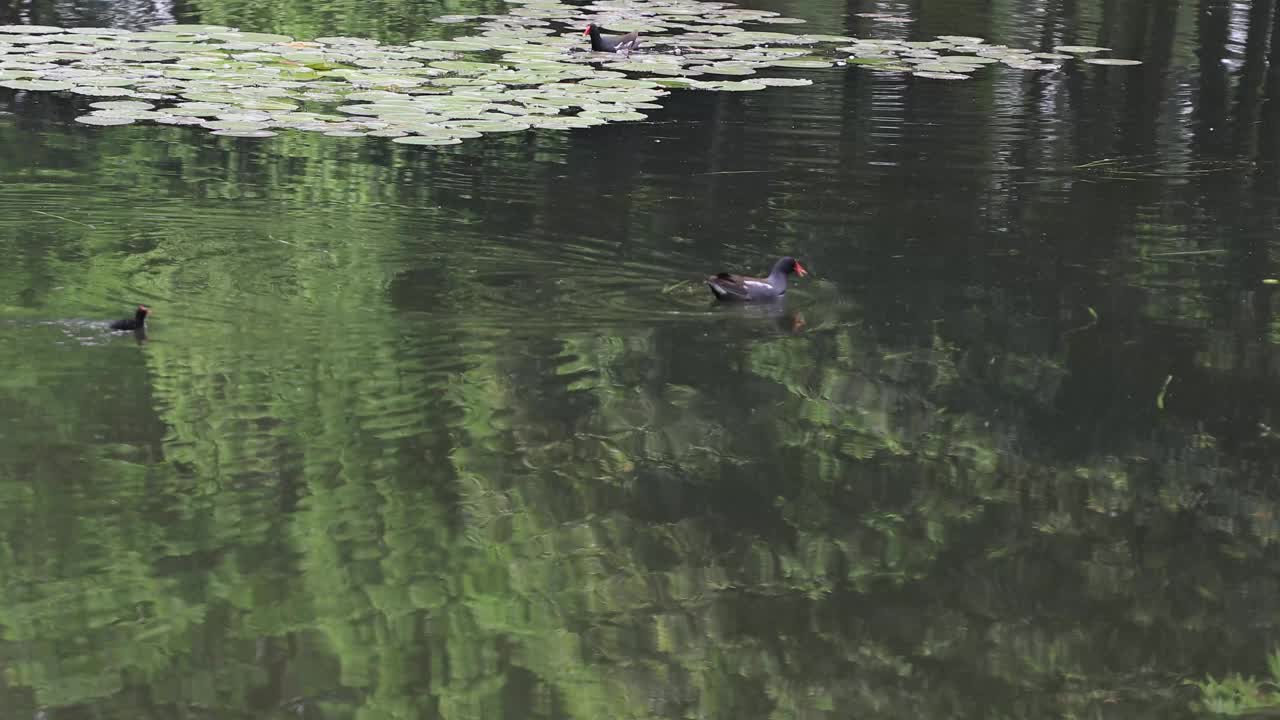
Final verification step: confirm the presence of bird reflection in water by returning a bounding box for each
[720,299,808,335]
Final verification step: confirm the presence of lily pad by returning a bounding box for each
[913,70,970,80]
[209,31,295,44]
[90,100,155,111]
[696,62,757,76]
[938,55,1000,64]
[0,79,73,90]
[530,115,605,129]
[0,25,64,34]
[393,135,462,145]
[75,114,135,125]
[700,80,768,91]
[69,86,135,97]
[754,77,813,87]
[769,58,831,69]
[413,39,494,52]
[131,31,203,41]
[447,118,529,132]
[914,63,976,73]
[211,129,277,137]
[149,24,232,33]
[1083,58,1142,66]
[1054,45,1110,54]
[203,119,271,131]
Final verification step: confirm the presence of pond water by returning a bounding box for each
[2,0,1280,717]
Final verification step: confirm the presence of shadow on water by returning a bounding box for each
[3,0,1280,718]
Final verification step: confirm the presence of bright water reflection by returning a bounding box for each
[2,0,1280,718]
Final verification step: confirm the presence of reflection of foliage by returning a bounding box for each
[185,0,509,44]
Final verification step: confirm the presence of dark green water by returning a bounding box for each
[3,0,1280,717]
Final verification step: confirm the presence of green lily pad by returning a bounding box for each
[393,135,462,145]
[1005,61,1061,71]
[78,75,137,87]
[75,114,135,125]
[209,32,295,44]
[90,100,155,110]
[429,60,503,74]
[700,80,768,91]
[238,98,299,111]
[769,58,831,69]
[1083,58,1142,66]
[211,129,277,137]
[938,55,1000,64]
[203,119,271,131]
[100,49,174,62]
[754,77,813,87]
[169,102,228,117]
[0,25,64,34]
[530,115,604,129]
[652,77,699,88]
[579,77,661,89]
[911,62,972,73]
[153,114,207,125]
[412,39,494,51]
[131,31,204,41]
[914,70,970,80]
[149,24,232,33]
[1054,45,1110,54]
[447,118,529,132]
[0,79,73,90]
[69,86,135,97]
[582,109,646,121]
[696,62,757,76]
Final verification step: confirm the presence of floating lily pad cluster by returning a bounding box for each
[841,36,1140,78]
[0,0,1142,144]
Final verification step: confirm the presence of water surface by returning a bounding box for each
[2,0,1280,718]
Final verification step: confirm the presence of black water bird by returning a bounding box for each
[109,304,151,331]
[584,23,641,53]
[706,257,808,301]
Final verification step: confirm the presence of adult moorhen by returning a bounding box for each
[584,23,641,53]
[109,304,151,331]
[706,257,808,301]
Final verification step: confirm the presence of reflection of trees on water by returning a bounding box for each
[0,0,173,28]
[5,0,1280,718]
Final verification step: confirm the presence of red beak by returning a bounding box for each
[583,26,590,36]
[795,262,808,277]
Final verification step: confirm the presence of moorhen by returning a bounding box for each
[584,23,641,53]
[706,257,808,301]
[109,304,150,331]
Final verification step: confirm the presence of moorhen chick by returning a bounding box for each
[109,304,150,331]
[584,23,641,53]
[706,257,808,301]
